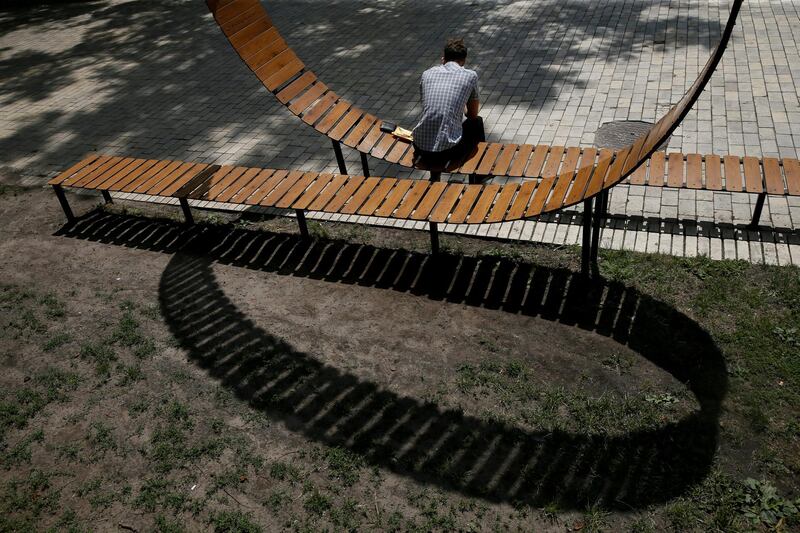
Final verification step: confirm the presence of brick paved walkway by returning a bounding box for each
[2,0,799,263]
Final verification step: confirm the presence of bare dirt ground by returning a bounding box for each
[1,182,798,532]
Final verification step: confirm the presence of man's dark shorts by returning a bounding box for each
[414,117,485,180]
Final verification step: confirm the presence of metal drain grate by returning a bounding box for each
[594,120,670,150]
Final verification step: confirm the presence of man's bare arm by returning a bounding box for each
[466,98,480,119]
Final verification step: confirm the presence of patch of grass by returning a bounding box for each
[321,447,363,487]
[265,490,290,514]
[39,293,66,318]
[117,364,144,386]
[330,498,361,529]
[0,469,60,527]
[210,510,263,533]
[134,478,188,513]
[42,331,72,352]
[303,488,332,516]
[269,461,301,482]
[154,514,186,533]
[79,342,117,376]
[87,421,117,455]
[2,428,44,467]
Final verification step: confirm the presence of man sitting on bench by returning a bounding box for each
[412,38,485,183]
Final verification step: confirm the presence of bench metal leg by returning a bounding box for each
[331,139,348,174]
[360,152,370,177]
[101,190,113,204]
[296,209,309,239]
[179,198,194,225]
[590,191,605,267]
[52,185,75,223]
[430,222,440,255]
[581,197,593,277]
[748,193,767,229]
[429,171,441,182]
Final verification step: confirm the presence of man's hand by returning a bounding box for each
[466,99,480,119]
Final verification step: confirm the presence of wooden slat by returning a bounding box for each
[524,145,550,178]
[328,109,363,141]
[508,144,534,177]
[73,157,131,188]
[491,144,518,176]
[260,170,305,206]
[340,177,380,214]
[66,156,123,187]
[229,17,273,49]
[217,167,265,203]
[400,145,416,167]
[724,155,743,192]
[83,158,142,189]
[264,57,304,91]
[370,134,396,160]
[342,115,377,147]
[506,180,537,220]
[667,152,685,187]
[385,140,411,164]
[356,123,383,152]
[307,174,348,211]
[541,146,565,178]
[88,159,150,190]
[583,152,613,198]
[527,177,556,216]
[214,0,257,24]
[467,184,500,223]
[373,179,414,217]
[246,169,288,205]
[287,82,326,114]
[190,166,242,200]
[220,4,263,35]
[705,155,722,190]
[277,71,316,104]
[276,171,318,208]
[238,28,281,61]
[393,180,430,218]
[458,143,487,175]
[429,183,465,223]
[544,148,581,211]
[784,158,800,195]
[564,148,598,205]
[410,182,447,220]
[448,185,483,224]
[648,152,666,186]
[686,154,702,189]
[743,156,763,193]
[301,92,337,125]
[357,178,397,215]
[162,164,214,197]
[124,160,180,193]
[475,143,502,175]
[762,158,784,194]
[59,155,112,187]
[253,48,294,79]
[323,176,366,212]
[292,173,333,210]
[229,169,275,203]
[486,183,518,223]
[628,163,647,185]
[314,101,350,134]
[48,154,100,185]
[108,160,168,192]
[245,35,286,71]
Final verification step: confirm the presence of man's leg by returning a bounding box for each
[461,116,486,184]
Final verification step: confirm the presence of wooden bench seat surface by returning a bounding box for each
[50,151,800,230]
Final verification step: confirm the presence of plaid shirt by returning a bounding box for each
[412,62,480,152]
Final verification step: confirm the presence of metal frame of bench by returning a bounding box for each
[204,0,799,231]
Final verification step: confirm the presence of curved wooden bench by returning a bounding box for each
[205,0,759,221]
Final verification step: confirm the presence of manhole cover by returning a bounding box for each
[594,120,670,150]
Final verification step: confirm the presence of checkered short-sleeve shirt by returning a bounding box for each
[412,62,480,152]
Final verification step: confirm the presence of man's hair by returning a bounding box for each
[443,38,468,62]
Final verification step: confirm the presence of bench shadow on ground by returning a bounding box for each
[57,209,728,510]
